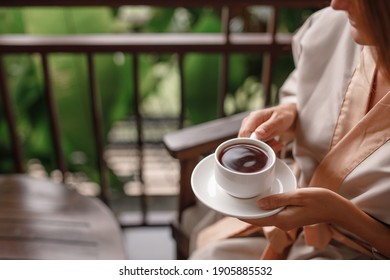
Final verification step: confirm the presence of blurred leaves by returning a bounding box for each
[0,5,317,187]
[0,7,132,182]
[224,76,263,115]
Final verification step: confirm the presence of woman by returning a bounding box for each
[191,0,390,259]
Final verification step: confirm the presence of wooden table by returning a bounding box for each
[0,175,127,259]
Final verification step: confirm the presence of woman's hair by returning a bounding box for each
[356,0,390,80]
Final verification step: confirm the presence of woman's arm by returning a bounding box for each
[242,188,390,258]
[333,195,390,258]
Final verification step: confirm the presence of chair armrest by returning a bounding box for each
[163,111,249,160]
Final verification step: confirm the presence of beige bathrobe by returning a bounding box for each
[191,7,389,260]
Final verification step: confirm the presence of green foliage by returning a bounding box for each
[224,76,263,115]
[0,5,318,189]
[143,8,176,32]
[0,7,132,187]
[184,10,220,124]
[278,8,316,32]
[183,9,252,124]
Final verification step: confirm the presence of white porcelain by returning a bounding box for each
[214,134,276,198]
[191,155,297,219]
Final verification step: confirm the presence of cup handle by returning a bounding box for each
[250,132,259,140]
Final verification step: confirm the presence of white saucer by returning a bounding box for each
[191,154,297,219]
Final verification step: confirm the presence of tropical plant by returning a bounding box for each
[0,5,317,189]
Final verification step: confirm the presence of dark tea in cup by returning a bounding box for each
[214,134,276,198]
[218,144,268,173]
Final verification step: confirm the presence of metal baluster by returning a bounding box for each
[87,53,110,206]
[41,53,67,177]
[178,53,185,129]
[262,6,280,107]
[132,53,146,225]
[0,55,24,173]
[219,5,230,117]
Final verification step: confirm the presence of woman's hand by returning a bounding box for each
[241,188,347,231]
[242,187,390,258]
[239,103,297,153]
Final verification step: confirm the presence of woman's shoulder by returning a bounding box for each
[308,6,348,25]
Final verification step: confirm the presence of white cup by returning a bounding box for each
[214,133,276,198]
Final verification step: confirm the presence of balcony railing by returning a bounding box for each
[0,0,327,226]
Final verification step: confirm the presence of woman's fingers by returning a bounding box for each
[265,138,285,153]
[239,104,297,141]
[258,193,288,210]
[239,110,282,140]
[239,110,272,138]
[258,191,304,210]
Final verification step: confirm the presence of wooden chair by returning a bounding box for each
[0,51,126,260]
